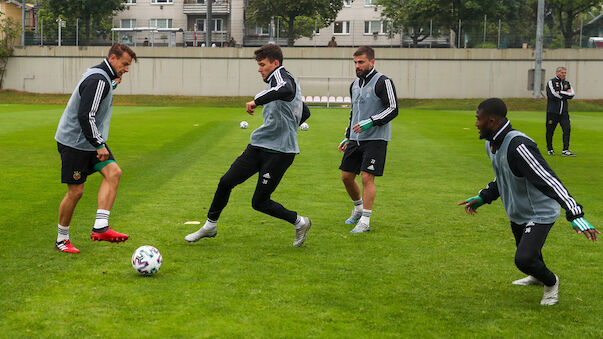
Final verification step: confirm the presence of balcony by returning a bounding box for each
[183,0,230,15]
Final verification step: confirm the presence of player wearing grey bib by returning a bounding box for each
[54,44,136,253]
[459,98,598,306]
[185,44,312,247]
[338,46,398,234]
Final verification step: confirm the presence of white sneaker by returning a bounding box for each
[540,275,559,306]
[350,221,370,233]
[184,227,217,242]
[345,210,362,224]
[293,217,312,247]
[512,275,544,286]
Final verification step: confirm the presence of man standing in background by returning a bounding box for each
[546,66,575,156]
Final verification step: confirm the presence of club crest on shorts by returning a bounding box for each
[73,171,81,180]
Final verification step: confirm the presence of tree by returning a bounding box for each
[0,11,21,89]
[246,0,343,46]
[378,0,507,47]
[39,0,124,45]
[377,0,447,47]
[549,0,602,48]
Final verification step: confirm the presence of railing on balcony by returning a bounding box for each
[183,31,230,46]
[183,0,230,15]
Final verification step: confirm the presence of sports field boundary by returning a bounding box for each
[1,90,602,111]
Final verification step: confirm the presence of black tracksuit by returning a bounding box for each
[545,76,575,151]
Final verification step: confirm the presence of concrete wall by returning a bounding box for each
[3,46,603,99]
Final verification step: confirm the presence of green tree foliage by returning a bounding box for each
[377,0,447,47]
[549,0,602,47]
[0,11,22,88]
[39,0,124,45]
[246,0,343,46]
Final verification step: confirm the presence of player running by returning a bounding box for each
[185,44,312,247]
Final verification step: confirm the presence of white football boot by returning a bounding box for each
[293,217,312,247]
[540,275,560,306]
[512,275,544,286]
[345,210,362,224]
[184,227,217,242]
[350,221,370,233]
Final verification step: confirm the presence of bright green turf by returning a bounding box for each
[0,104,601,338]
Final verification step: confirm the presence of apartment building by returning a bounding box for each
[112,0,443,48]
[1,0,35,30]
[294,0,401,47]
[113,0,244,46]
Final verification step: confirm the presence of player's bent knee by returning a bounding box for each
[514,253,539,272]
[67,185,84,200]
[251,197,269,212]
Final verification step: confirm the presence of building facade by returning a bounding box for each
[113,0,441,48]
[113,0,244,46]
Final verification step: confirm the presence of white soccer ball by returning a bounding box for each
[300,122,309,131]
[240,121,249,129]
[131,245,162,276]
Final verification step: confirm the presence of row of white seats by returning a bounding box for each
[303,96,352,103]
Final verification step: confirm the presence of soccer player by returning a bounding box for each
[458,98,599,306]
[185,44,312,247]
[54,43,136,253]
[545,66,575,156]
[338,46,398,233]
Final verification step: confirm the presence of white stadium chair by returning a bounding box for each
[320,96,328,103]
[328,96,336,103]
[344,96,352,103]
[336,96,344,103]
[305,96,313,103]
[313,96,321,102]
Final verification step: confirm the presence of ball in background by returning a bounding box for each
[240,121,249,129]
[132,245,162,276]
[300,122,309,131]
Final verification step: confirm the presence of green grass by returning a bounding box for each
[2,89,602,111]
[0,103,601,338]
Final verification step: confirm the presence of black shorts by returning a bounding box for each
[58,142,116,184]
[339,140,387,176]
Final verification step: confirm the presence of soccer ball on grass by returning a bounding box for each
[300,122,309,131]
[240,121,249,129]
[131,245,162,276]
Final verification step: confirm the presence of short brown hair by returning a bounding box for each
[108,43,138,63]
[353,46,375,60]
[254,44,283,65]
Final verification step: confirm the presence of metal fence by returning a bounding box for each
[22,15,601,48]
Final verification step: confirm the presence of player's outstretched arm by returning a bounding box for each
[457,196,485,215]
[571,217,600,242]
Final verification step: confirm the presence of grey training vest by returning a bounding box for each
[250,77,303,153]
[55,68,113,151]
[350,72,391,142]
[486,130,560,224]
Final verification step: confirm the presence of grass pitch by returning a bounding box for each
[0,103,601,338]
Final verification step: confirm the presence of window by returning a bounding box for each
[151,0,173,4]
[343,0,352,7]
[195,18,224,32]
[255,25,270,36]
[150,19,173,28]
[333,21,350,34]
[364,21,383,34]
[364,0,375,5]
[124,0,136,4]
[121,19,136,28]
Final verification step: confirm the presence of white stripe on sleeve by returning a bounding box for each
[516,143,581,215]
